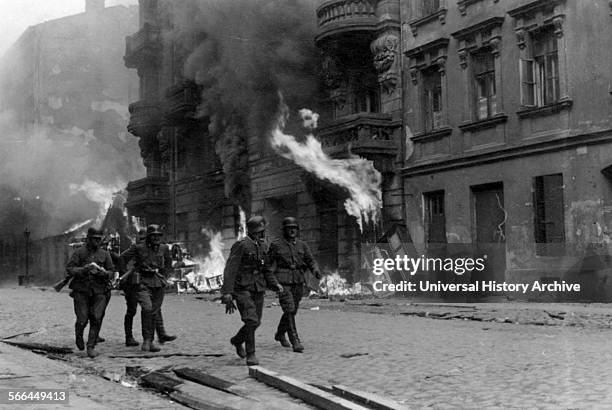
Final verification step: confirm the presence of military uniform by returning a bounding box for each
[120,231,172,351]
[268,234,319,351]
[66,233,114,355]
[222,219,280,365]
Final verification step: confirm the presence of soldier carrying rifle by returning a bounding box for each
[64,227,114,358]
[119,225,176,352]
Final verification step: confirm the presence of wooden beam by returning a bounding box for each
[249,366,370,410]
[2,340,72,354]
[173,367,252,398]
[332,385,409,410]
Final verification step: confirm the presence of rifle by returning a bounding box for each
[53,274,73,292]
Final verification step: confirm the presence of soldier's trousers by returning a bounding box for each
[123,286,139,338]
[277,283,304,337]
[136,285,164,341]
[232,290,264,354]
[125,286,170,340]
[73,290,108,349]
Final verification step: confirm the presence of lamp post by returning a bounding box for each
[24,227,30,285]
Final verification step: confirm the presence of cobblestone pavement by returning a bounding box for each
[2,287,612,409]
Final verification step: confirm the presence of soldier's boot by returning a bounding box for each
[288,315,304,353]
[244,327,258,366]
[124,315,139,347]
[156,313,177,344]
[230,336,247,359]
[86,347,98,358]
[274,315,291,347]
[96,336,105,343]
[75,322,85,351]
[141,339,161,352]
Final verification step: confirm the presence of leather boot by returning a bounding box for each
[274,315,291,347]
[246,353,259,366]
[156,313,177,343]
[288,315,303,353]
[96,336,105,343]
[124,315,139,346]
[86,347,98,358]
[75,322,85,351]
[141,339,161,352]
[230,336,247,359]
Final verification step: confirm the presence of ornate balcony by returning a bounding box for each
[124,23,162,69]
[127,100,162,138]
[125,176,170,218]
[317,113,400,172]
[315,0,378,45]
[164,81,201,126]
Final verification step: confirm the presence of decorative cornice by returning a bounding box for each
[405,38,450,59]
[451,17,505,40]
[507,0,565,19]
[517,98,573,119]
[402,128,612,177]
[408,8,447,37]
[452,17,504,68]
[459,113,508,132]
[458,0,500,17]
[411,126,453,142]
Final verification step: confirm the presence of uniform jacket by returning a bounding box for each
[221,236,279,294]
[120,242,172,288]
[268,237,319,285]
[66,246,114,294]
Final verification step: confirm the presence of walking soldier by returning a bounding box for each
[268,217,321,353]
[65,227,114,358]
[221,215,283,366]
[119,225,175,352]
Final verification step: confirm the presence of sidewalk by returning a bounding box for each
[0,342,185,409]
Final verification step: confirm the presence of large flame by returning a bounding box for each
[319,271,365,296]
[270,102,382,231]
[237,206,247,240]
[183,228,226,292]
[69,179,126,226]
[63,218,93,235]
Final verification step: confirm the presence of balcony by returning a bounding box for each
[164,81,201,126]
[315,0,378,45]
[125,176,170,217]
[127,100,162,138]
[317,113,399,171]
[124,23,162,69]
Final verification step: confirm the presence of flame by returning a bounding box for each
[319,271,364,296]
[63,219,93,235]
[183,228,226,292]
[237,206,247,240]
[69,179,126,225]
[270,101,382,231]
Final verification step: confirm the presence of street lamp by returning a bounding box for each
[23,227,30,285]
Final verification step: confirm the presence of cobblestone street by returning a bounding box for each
[2,287,612,409]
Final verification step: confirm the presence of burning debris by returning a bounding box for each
[319,271,370,298]
[270,103,383,231]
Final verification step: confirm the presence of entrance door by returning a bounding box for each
[472,183,506,285]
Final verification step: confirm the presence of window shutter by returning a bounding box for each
[520,58,534,106]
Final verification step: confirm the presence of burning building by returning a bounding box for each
[125,0,612,300]
[0,0,141,283]
[123,0,404,278]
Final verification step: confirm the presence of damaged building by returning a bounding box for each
[125,0,612,299]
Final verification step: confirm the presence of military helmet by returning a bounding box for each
[282,216,299,229]
[146,224,163,236]
[246,216,266,234]
[86,227,104,238]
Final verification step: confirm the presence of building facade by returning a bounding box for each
[401,0,612,299]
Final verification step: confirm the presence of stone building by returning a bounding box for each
[0,0,140,282]
[125,0,612,297]
[400,0,612,299]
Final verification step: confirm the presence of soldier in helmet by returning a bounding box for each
[120,224,176,352]
[268,216,321,353]
[65,227,115,358]
[118,229,146,346]
[221,215,283,366]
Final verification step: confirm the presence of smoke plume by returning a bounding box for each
[171,0,320,211]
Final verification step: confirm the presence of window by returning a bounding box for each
[533,174,564,255]
[520,26,560,107]
[424,191,446,243]
[422,68,443,132]
[472,50,497,120]
[421,0,440,17]
[352,86,379,114]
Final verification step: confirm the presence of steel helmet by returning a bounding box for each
[246,216,266,234]
[282,217,299,229]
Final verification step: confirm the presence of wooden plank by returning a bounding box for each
[173,367,252,398]
[141,371,297,410]
[249,366,370,410]
[2,340,73,354]
[331,385,409,410]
